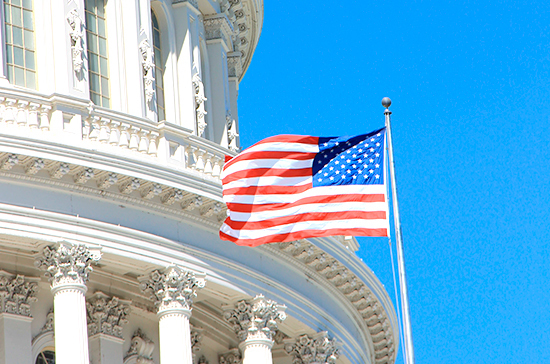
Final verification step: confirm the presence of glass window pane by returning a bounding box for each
[87,33,97,53]
[97,17,105,36]
[7,65,13,82]
[5,4,11,24]
[26,70,35,88]
[24,49,34,70]
[14,66,24,86]
[13,46,23,65]
[22,0,32,10]
[12,0,21,7]
[156,69,163,88]
[90,72,100,92]
[157,88,164,107]
[11,6,21,27]
[98,37,106,55]
[101,96,109,107]
[153,31,160,49]
[91,92,100,105]
[86,12,96,33]
[4,24,11,43]
[96,0,104,18]
[89,53,98,72]
[99,57,107,74]
[12,26,22,46]
[23,9,32,30]
[24,29,33,50]
[6,45,13,63]
[101,76,109,96]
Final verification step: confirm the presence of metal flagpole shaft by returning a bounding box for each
[382,97,415,364]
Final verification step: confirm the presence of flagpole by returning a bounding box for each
[382,97,415,364]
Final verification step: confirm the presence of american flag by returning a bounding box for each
[220,128,389,247]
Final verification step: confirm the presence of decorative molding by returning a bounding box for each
[86,291,131,338]
[172,0,198,9]
[192,73,207,137]
[67,9,84,73]
[197,355,208,364]
[203,14,234,49]
[34,241,102,288]
[219,348,242,364]
[226,112,239,152]
[284,332,339,364]
[223,294,286,342]
[125,328,155,364]
[139,38,156,103]
[0,271,39,317]
[38,307,54,335]
[138,266,206,313]
[227,52,243,79]
[190,324,203,359]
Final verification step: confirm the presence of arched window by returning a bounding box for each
[35,349,55,364]
[85,0,110,107]
[151,10,165,121]
[3,0,36,88]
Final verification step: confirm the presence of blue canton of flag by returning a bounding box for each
[313,128,385,187]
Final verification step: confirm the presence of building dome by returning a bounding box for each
[0,1,397,364]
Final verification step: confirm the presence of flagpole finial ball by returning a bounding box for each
[381,97,392,108]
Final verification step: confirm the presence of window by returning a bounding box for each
[35,349,55,364]
[151,10,165,121]
[85,0,110,107]
[4,0,36,88]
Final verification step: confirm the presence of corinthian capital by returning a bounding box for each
[139,266,206,313]
[284,332,339,364]
[86,291,131,338]
[0,271,39,317]
[35,242,102,289]
[223,294,286,342]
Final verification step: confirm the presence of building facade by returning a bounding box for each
[0,1,398,364]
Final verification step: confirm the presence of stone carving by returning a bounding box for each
[226,112,239,152]
[67,9,84,73]
[139,38,155,103]
[138,266,206,313]
[223,294,286,342]
[284,332,339,364]
[125,328,155,364]
[38,307,55,335]
[0,271,39,317]
[219,348,242,364]
[197,356,208,364]
[190,324,203,356]
[35,242,102,288]
[192,73,207,137]
[86,291,130,338]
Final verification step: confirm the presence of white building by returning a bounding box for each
[0,1,398,364]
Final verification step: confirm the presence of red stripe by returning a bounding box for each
[220,228,388,247]
[222,168,312,185]
[223,151,316,171]
[223,135,318,170]
[224,211,387,230]
[223,183,313,196]
[226,194,386,213]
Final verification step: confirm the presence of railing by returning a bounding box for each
[0,88,232,183]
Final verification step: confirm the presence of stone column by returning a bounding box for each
[283,332,339,364]
[223,295,286,364]
[139,266,205,364]
[35,242,102,364]
[87,291,131,364]
[0,271,39,364]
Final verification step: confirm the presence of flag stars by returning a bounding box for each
[369,159,374,163]
[375,153,380,157]
[375,174,380,179]
[370,148,375,152]
[375,164,380,168]
[369,169,374,174]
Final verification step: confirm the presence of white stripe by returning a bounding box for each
[222,158,313,180]
[237,141,319,156]
[223,176,312,190]
[223,184,386,204]
[220,218,387,240]
[229,201,388,222]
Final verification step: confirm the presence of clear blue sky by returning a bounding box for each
[237,2,550,363]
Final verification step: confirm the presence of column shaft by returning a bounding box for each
[241,339,273,364]
[158,311,193,364]
[53,285,89,364]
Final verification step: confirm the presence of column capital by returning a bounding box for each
[139,265,206,314]
[35,242,102,291]
[223,294,286,343]
[219,348,242,364]
[283,332,339,364]
[86,291,131,339]
[125,328,155,364]
[0,270,39,317]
